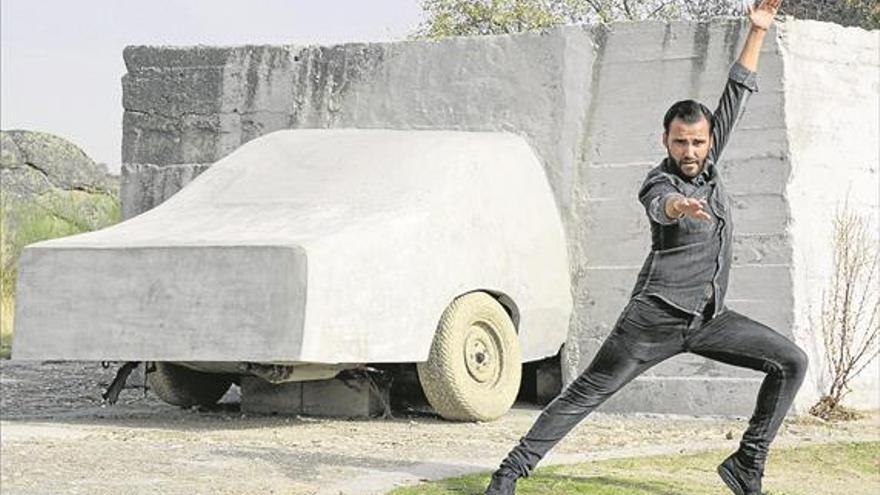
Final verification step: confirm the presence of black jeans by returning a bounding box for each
[500,296,808,477]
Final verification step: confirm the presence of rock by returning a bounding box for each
[0,130,118,200]
[0,130,120,279]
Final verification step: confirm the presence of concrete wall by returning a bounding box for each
[780,20,880,410]
[121,18,880,415]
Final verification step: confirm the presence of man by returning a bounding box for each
[485,1,808,494]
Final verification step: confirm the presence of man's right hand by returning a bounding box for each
[666,194,711,221]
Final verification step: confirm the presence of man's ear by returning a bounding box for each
[661,132,668,148]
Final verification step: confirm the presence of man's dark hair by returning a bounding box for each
[663,99,713,133]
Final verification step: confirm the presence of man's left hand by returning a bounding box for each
[747,0,782,31]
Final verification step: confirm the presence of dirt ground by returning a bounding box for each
[1,361,878,495]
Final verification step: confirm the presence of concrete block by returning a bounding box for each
[731,233,792,265]
[240,376,303,415]
[239,111,293,146]
[598,19,755,66]
[570,268,638,342]
[241,374,389,418]
[717,126,790,162]
[124,45,233,71]
[728,192,789,235]
[727,265,793,306]
[583,162,654,199]
[301,376,389,418]
[121,163,211,218]
[581,231,650,268]
[647,353,764,379]
[591,126,667,165]
[122,68,225,116]
[731,88,787,127]
[722,299,796,340]
[122,111,182,164]
[599,375,764,416]
[222,46,299,113]
[569,282,635,340]
[718,155,790,195]
[122,111,229,165]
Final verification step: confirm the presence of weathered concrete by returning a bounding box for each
[114,18,878,414]
[240,375,389,418]
[780,20,880,410]
[13,130,572,365]
[120,163,210,219]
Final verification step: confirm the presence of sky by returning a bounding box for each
[1,0,426,173]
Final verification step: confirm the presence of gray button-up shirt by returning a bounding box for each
[631,62,758,317]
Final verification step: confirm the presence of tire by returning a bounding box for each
[417,292,522,421]
[148,362,233,408]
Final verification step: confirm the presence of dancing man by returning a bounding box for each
[486,1,807,494]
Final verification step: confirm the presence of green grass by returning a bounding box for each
[0,291,12,358]
[390,441,880,495]
[0,189,119,358]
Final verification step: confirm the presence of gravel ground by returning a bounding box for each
[1,360,878,495]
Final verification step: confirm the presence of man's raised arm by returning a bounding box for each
[739,0,782,71]
[709,0,782,164]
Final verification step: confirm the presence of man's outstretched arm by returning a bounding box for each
[709,0,782,165]
[738,0,782,71]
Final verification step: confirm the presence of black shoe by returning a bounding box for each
[484,469,518,495]
[717,453,763,495]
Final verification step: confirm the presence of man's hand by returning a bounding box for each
[666,194,711,222]
[746,0,782,31]
[737,0,782,71]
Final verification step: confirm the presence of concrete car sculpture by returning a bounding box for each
[13,129,572,421]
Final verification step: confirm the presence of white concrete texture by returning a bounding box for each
[779,20,880,410]
[110,18,876,414]
[14,130,572,365]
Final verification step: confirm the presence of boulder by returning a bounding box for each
[1,130,120,281]
[1,130,118,200]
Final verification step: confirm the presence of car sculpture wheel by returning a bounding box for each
[147,362,233,408]
[417,291,522,421]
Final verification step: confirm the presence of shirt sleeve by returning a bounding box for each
[708,61,758,164]
[639,172,682,225]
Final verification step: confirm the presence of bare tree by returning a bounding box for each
[810,206,880,420]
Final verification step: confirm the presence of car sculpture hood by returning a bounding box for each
[13,130,572,364]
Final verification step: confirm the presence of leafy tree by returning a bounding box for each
[413,0,739,38]
[413,0,561,37]
[413,0,878,38]
[784,0,879,30]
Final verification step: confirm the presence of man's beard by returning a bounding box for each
[671,155,704,177]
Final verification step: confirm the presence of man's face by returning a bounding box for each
[663,117,712,178]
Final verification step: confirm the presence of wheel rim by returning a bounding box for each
[463,321,502,385]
